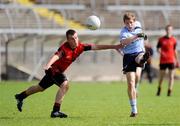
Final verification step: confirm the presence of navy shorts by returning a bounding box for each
[39,72,68,89]
[160,63,175,70]
[123,52,142,73]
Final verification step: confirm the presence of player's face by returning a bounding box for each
[67,32,79,49]
[166,26,173,36]
[124,19,135,31]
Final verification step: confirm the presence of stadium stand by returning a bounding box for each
[0,0,180,81]
[16,0,86,29]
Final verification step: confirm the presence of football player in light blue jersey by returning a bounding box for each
[118,12,149,117]
[119,21,145,54]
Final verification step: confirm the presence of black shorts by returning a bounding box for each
[160,63,175,70]
[39,73,68,89]
[123,52,143,73]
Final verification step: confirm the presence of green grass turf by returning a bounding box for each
[0,80,180,126]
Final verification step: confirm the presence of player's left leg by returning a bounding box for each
[51,80,69,118]
[156,70,166,96]
[167,69,175,96]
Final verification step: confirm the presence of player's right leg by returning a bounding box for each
[139,51,150,65]
[156,69,166,96]
[135,52,150,67]
[51,74,69,118]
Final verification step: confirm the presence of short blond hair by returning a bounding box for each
[123,12,136,22]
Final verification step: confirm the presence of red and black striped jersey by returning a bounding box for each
[157,36,177,64]
[51,41,92,75]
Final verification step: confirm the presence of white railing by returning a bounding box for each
[106,5,180,11]
[1,28,180,36]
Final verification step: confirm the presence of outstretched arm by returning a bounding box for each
[120,35,138,48]
[116,48,124,56]
[85,33,147,51]
[91,44,123,50]
[120,33,147,48]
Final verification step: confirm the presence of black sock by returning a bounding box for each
[18,91,28,100]
[53,103,61,112]
[167,89,172,96]
[156,87,161,96]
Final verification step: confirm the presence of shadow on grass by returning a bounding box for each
[0,115,84,120]
[0,117,14,120]
[0,116,50,120]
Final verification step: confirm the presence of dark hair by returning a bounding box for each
[66,29,76,38]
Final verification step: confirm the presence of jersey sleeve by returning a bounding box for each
[174,44,176,50]
[54,46,63,57]
[83,43,92,51]
[156,39,161,49]
[120,30,128,41]
[174,38,177,50]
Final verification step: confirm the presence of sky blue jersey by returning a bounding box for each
[119,26,145,54]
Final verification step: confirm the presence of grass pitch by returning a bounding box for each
[0,80,180,126]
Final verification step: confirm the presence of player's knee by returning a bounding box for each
[169,76,174,81]
[61,81,69,91]
[38,85,45,92]
[128,81,135,86]
[64,83,69,91]
[128,83,136,91]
